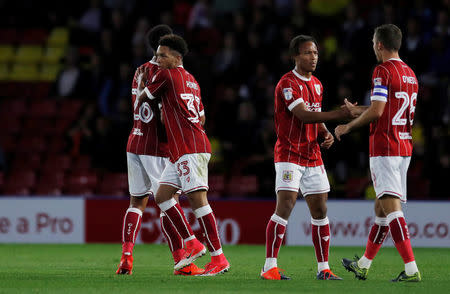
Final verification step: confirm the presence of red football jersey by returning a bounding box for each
[274,69,324,167]
[126,60,169,157]
[144,66,210,163]
[369,58,418,157]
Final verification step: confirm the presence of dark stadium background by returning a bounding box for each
[0,0,448,200]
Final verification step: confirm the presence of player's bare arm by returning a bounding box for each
[341,98,366,117]
[334,100,386,140]
[291,102,352,123]
[318,123,334,149]
[200,114,205,126]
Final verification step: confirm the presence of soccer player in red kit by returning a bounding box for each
[260,35,354,280]
[335,24,421,282]
[138,34,230,276]
[116,25,203,276]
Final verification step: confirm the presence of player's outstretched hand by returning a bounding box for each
[320,132,334,149]
[341,98,359,118]
[334,124,350,141]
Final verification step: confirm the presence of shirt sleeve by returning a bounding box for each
[144,69,168,100]
[370,66,389,102]
[279,79,304,112]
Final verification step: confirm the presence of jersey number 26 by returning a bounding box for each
[392,92,417,126]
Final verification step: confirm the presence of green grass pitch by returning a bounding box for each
[1,244,448,293]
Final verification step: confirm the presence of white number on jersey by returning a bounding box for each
[180,93,200,123]
[392,92,417,126]
[133,96,154,123]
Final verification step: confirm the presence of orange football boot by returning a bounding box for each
[116,254,133,275]
[260,267,291,280]
[174,263,205,276]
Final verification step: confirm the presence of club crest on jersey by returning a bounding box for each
[314,84,321,95]
[374,78,382,86]
[283,88,293,100]
[282,170,293,182]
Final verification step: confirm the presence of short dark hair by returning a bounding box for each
[289,35,318,57]
[374,24,402,51]
[159,34,189,57]
[147,24,173,52]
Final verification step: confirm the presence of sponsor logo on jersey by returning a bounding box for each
[132,128,143,136]
[186,81,198,90]
[374,78,382,86]
[282,170,293,182]
[283,88,293,100]
[314,84,321,95]
[305,101,321,112]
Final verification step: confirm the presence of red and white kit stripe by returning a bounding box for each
[144,66,210,162]
[126,60,169,157]
[369,58,418,157]
[274,69,324,166]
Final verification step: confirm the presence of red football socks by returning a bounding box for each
[364,217,389,260]
[158,198,194,240]
[387,211,415,264]
[311,217,330,264]
[265,214,287,258]
[121,207,142,255]
[160,212,184,263]
[194,205,223,256]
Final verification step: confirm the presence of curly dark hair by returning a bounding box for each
[159,34,189,57]
[146,24,173,52]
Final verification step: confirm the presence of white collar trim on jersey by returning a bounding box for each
[388,58,402,62]
[149,56,158,65]
[292,66,311,81]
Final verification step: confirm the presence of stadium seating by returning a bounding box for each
[41,155,72,173]
[15,135,47,154]
[0,29,18,44]
[42,47,65,64]
[29,99,57,117]
[0,45,14,62]
[11,153,42,171]
[9,63,39,81]
[0,134,17,153]
[71,155,91,171]
[14,45,43,64]
[47,27,69,47]
[96,173,128,196]
[19,29,48,45]
[0,116,21,135]
[1,98,27,116]
[39,63,61,81]
[35,171,65,196]
[345,177,370,198]
[3,170,37,195]
[208,174,225,198]
[0,63,9,80]
[227,175,259,196]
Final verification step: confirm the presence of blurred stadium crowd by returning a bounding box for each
[0,0,448,199]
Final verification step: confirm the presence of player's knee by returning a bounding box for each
[310,207,327,219]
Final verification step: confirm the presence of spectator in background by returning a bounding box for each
[98,62,132,118]
[131,18,150,47]
[212,32,240,81]
[187,0,212,30]
[79,0,103,33]
[53,48,89,98]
